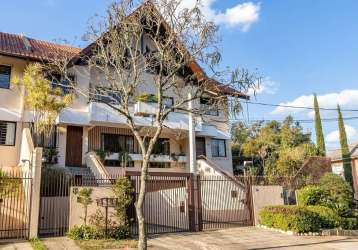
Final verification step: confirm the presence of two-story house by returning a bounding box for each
[0,9,248,177]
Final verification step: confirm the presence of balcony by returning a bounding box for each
[134,101,158,116]
[106,153,187,163]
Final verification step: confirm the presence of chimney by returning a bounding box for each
[20,33,33,52]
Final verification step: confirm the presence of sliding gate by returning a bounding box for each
[198,175,253,230]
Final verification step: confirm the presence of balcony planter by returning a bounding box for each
[134,101,158,116]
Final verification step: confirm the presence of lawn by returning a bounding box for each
[75,239,137,250]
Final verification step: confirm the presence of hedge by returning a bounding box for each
[306,206,340,229]
[259,205,323,233]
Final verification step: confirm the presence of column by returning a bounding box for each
[29,147,43,238]
[188,93,196,174]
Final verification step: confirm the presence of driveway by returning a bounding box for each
[148,227,358,250]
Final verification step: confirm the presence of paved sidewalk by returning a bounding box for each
[42,237,81,250]
[0,241,32,250]
[148,227,358,250]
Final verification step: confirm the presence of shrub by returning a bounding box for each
[67,225,102,240]
[319,173,354,215]
[259,205,323,233]
[339,217,358,230]
[306,206,340,229]
[297,185,327,206]
[108,225,131,240]
[112,177,134,224]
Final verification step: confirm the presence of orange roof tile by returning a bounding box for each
[0,31,81,61]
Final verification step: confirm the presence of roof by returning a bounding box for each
[0,4,249,99]
[0,31,81,61]
[70,2,249,99]
[327,141,358,161]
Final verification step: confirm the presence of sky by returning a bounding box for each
[1,0,358,153]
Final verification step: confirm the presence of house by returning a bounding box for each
[0,6,248,178]
[328,143,358,198]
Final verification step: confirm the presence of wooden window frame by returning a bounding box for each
[0,65,11,89]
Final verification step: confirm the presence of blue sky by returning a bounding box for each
[1,0,358,152]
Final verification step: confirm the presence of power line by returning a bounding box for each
[245,101,358,112]
[235,116,358,124]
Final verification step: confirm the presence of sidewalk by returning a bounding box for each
[0,241,32,250]
[148,227,358,250]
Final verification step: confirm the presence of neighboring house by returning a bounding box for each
[0,15,247,176]
[328,143,358,198]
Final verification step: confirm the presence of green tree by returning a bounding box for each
[337,105,353,186]
[77,188,93,225]
[313,94,326,155]
[234,116,318,177]
[13,63,74,146]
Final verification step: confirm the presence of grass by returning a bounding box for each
[75,239,137,250]
[29,238,47,250]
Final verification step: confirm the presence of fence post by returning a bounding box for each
[29,147,43,239]
[187,174,196,232]
[196,175,203,231]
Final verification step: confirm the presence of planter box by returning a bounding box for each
[134,101,158,116]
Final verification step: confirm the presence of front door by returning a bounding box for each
[65,126,83,167]
[196,137,206,158]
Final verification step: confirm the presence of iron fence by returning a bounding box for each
[0,170,32,240]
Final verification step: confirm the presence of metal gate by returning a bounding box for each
[0,170,32,240]
[127,172,191,235]
[39,170,72,237]
[198,175,253,230]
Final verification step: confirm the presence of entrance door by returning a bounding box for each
[65,126,83,167]
[196,137,206,158]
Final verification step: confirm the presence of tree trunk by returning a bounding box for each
[136,159,149,250]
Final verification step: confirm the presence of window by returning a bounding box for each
[149,162,170,168]
[0,121,16,146]
[92,87,122,105]
[200,97,219,116]
[211,139,226,157]
[163,96,174,108]
[102,133,135,153]
[145,138,170,155]
[0,65,11,89]
[49,73,75,95]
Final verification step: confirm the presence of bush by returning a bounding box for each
[319,173,354,215]
[339,217,358,230]
[306,206,340,229]
[297,185,327,206]
[67,225,102,240]
[259,205,323,233]
[108,225,131,240]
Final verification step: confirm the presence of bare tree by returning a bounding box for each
[53,0,259,248]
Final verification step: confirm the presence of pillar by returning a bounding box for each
[29,147,43,238]
[188,93,196,174]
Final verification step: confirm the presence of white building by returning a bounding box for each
[0,9,248,177]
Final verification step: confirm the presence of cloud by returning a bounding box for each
[326,125,357,143]
[271,89,358,116]
[179,0,261,31]
[247,77,278,96]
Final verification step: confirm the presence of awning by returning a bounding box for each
[197,125,231,139]
[0,108,22,122]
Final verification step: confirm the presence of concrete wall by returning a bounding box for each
[251,185,284,226]
[0,55,28,167]
[69,187,117,229]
